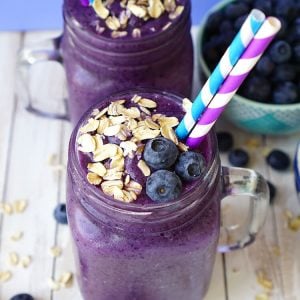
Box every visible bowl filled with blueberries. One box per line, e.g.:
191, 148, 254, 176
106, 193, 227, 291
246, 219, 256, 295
198, 0, 300, 135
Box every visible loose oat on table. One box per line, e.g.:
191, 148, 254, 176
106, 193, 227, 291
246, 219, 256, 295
59, 272, 74, 288
48, 278, 61, 291
256, 270, 273, 290
0, 203, 13, 215
49, 246, 63, 258
13, 199, 28, 213
8, 252, 19, 266
0, 270, 12, 282
255, 293, 270, 300
20, 255, 32, 268
10, 231, 23, 241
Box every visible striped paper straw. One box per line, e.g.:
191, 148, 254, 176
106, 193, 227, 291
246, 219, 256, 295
186, 17, 282, 149
176, 9, 265, 140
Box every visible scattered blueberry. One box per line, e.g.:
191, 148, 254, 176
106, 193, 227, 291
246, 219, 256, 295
241, 76, 271, 102
146, 170, 182, 202
10, 294, 34, 300
175, 151, 206, 182
217, 132, 234, 152
269, 41, 292, 64
256, 56, 275, 76
266, 149, 291, 171
273, 64, 297, 82
143, 137, 178, 170
228, 149, 249, 167
54, 203, 68, 225
267, 181, 276, 205
273, 82, 298, 105
224, 2, 249, 19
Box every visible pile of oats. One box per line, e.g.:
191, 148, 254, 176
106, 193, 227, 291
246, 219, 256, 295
91, 0, 185, 38
77, 94, 188, 203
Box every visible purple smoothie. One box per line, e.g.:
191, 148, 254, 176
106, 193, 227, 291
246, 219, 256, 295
67, 91, 221, 300
61, 0, 193, 123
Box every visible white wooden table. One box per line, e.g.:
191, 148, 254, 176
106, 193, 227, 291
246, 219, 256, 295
0, 30, 300, 300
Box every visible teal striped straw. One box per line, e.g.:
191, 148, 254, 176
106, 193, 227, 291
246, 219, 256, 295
176, 9, 266, 140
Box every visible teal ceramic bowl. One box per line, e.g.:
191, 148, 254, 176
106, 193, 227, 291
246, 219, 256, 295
197, 0, 300, 135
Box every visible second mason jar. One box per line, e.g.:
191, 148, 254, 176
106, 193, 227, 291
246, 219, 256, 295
62, 0, 194, 123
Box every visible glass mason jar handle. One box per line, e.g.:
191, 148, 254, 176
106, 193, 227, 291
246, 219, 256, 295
218, 166, 269, 253
17, 35, 69, 121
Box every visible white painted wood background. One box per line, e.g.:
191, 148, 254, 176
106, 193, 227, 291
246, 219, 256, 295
0, 29, 299, 300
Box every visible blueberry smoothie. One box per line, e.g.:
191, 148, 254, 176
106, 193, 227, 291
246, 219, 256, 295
67, 90, 222, 300
61, 0, 193, 123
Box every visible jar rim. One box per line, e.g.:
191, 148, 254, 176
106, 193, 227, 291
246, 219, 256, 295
68, 89, 219, 217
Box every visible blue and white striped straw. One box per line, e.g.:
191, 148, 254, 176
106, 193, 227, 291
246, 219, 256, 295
176, 9, 266, 140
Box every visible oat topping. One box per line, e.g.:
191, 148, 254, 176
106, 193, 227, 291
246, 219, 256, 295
137, 159, 151, 176
88, 0, 185, 38
77, 94, 188, 203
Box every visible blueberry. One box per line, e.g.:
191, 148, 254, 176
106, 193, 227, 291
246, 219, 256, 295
276, 17, 288, 39
219, 20, 234, 34
274, 0, 297, 19
10, 294, 34, 300
287, 22, 300, 43
54, 203, 68, 225
267, 181, 276, 205
146, 170, 182, 202
242, 76, 271, 102
269, 41, 292, 64
224, 3, 250, 19
266, 149, 291, 171
256, 56, 275, 76
203, 37, 221, 65
273, 64, 297, 82
206, 10, 223, 34
254, 0, 272, 15
175, 151, 206, 182
143, 137, 178, 170
234, 15, 247, 31
273, 82, 298, 105
293, 43, 300, 62
228, 149, 249, 167
217, 132, 234, 152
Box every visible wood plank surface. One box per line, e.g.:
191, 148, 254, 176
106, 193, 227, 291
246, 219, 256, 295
0, 29, 299, 300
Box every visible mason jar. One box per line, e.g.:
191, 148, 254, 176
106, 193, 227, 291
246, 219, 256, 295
67, 89, 269, 300
18, 0, 194, 124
